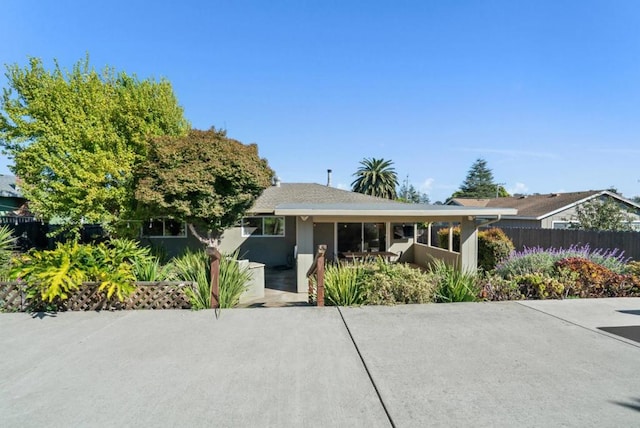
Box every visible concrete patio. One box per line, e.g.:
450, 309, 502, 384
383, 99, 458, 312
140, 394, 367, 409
1, 298, 639, 427
239, 267, 309, 308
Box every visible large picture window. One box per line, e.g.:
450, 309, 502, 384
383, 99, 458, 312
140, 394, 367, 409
142, 218, 187, 238
242, 216, 285, 237
337, 222, 386, 253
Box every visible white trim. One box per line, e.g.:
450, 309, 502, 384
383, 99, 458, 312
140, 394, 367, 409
275, 207, 516, 217
540, 191, 640, 220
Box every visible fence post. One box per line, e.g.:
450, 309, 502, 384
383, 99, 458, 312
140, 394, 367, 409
206, 246, 221, 309
316, 246, 325, 307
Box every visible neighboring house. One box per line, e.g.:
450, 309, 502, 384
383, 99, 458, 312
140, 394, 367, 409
0, 175, 33, 222
447, 190, 640, 229
147, 181, 516, 292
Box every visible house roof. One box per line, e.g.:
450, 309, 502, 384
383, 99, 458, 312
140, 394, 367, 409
250, 183, 397, 213
252, 183, 517, 220
448, 198, 491, 207
450, 190, 639, 219
0, 175, 23, 198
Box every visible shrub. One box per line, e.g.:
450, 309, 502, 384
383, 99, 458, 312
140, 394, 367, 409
323, 262, 368, 306
175, 249, 251, 309
362, 261, 436, 305
437, 226, 514, 271
0, 225, 17, 280
12, 241, 87, 303
495, 244, 630, 279
429, 259, 479, 303
555, 257, 640, 298
478, 228, 515, 271
626, 260, 640, 277
477, 274, 523, 301
10, 238, 147, 304
132, 257, 175, 282
219, 252, 252, 308
515, 273, 566, 300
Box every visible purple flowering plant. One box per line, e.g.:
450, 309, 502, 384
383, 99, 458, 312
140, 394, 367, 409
494, 244, 629, 279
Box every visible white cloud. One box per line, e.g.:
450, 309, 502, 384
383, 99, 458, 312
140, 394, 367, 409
336, 183, 348, 190
420, 178, 434, 192
509, 182, 529, 195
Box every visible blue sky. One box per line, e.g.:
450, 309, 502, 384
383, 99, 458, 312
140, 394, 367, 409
2, 0, 640, 202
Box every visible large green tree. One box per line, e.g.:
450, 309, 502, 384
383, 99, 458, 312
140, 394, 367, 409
134, 128, 274, 248
0, 56, 189, 233
572, 197, 634, 231
351, 157, 398, 199
452, 158, 508, 199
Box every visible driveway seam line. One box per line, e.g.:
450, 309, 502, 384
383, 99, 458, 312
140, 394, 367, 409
337, 306, 396, 428
516, 302, 640, 349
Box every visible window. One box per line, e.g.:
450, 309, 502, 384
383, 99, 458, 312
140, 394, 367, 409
242, 216, 285, 237
337, 222, 386, 252
552, 221, 576, 230
143, 218, 187, 237
392, 223, 415, 240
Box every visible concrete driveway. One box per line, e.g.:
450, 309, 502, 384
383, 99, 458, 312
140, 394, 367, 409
1, 298, 639, 427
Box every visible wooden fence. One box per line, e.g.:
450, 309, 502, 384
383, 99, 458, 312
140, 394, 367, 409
497, 228, 640, 261
0, 281, 194, 312
423, 226, 640, 261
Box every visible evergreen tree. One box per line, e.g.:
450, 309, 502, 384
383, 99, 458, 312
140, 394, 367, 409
452, 158, 506, 199
397, 176, 430, 203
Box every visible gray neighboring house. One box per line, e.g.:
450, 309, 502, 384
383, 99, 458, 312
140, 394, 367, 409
147, 181, 516, 292
0, 175, 31, 221
447, 190, 640, 229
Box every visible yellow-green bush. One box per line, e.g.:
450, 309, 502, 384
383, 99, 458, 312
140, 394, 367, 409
437, 227, 514, 271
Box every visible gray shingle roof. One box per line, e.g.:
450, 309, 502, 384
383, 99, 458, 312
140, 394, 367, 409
451, 190, 638, 219
250, 183, 397, 213
0, 175, 23, 198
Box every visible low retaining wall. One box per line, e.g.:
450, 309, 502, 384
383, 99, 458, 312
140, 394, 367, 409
0, 281, 194, 312
412, 243, 460, 269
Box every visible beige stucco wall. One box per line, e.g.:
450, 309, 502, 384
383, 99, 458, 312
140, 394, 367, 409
313, 222, 336, 261
296, 216, 314, 293
412, 243, 460, 268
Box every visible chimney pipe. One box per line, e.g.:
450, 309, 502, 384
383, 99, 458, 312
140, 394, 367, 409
327, 169, 332, 187
273, 176, 281, 187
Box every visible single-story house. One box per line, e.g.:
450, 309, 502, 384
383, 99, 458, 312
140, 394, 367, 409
146, 181, 516, 292
447, 190, 640, 230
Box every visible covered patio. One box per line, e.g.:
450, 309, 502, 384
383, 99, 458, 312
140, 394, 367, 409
274, 202, 517, 292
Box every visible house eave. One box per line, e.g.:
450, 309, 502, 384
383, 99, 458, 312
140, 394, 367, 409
274, 203, 517, 220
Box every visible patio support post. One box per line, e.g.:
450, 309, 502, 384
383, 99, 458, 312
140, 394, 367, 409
448, 223, 454, 251
296, 216, 314, 293
459, 217, 478, 273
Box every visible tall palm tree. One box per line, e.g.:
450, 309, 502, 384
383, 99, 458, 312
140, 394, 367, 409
351, 157, 398, 199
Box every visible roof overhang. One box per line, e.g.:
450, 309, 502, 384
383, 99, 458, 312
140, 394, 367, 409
274, 203, 517, 222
